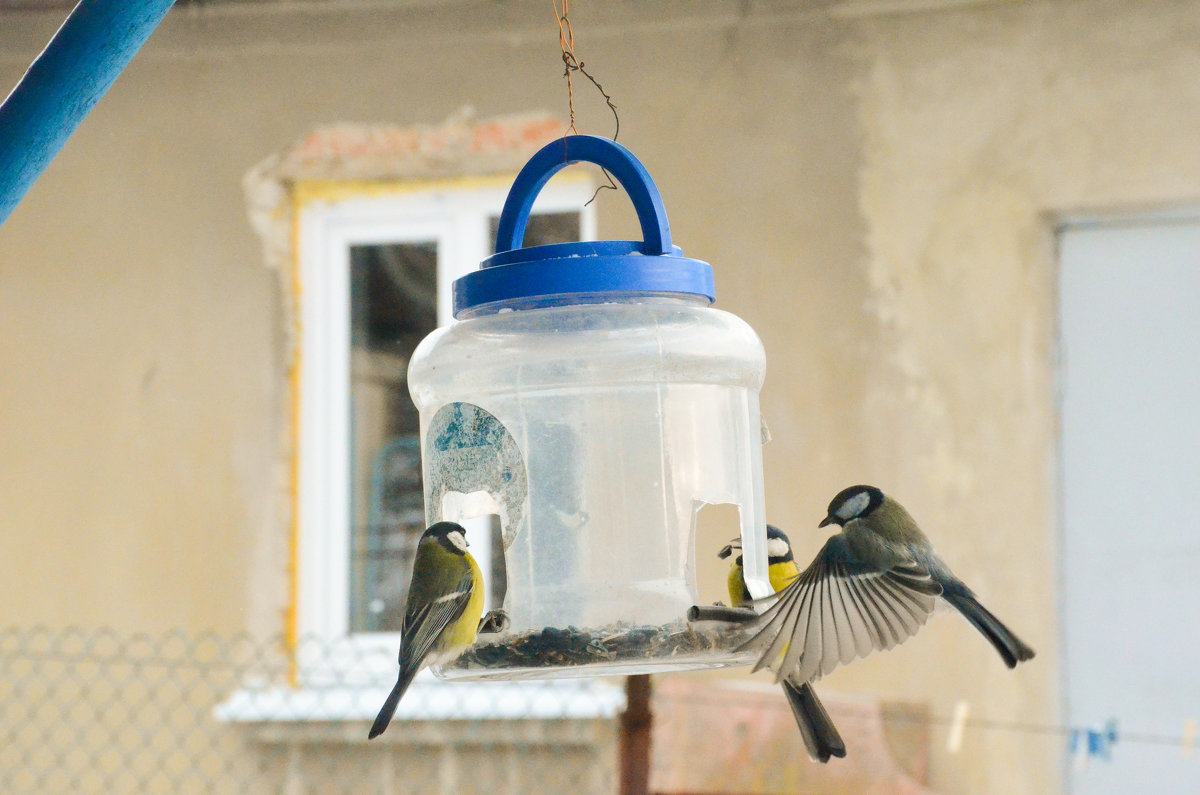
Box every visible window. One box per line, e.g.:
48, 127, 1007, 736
294, 177, 596, 677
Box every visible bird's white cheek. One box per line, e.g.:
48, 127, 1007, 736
838, 492, 871, 520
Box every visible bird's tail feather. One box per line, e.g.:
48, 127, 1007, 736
942, 587, 1035, 668
369, 663, 420, 739
782, 679, 846, 763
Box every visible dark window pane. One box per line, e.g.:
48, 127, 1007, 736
350, 242, 437, 355
348, 242, 437, 633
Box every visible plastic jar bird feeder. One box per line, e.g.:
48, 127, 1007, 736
408, 135, 770, 679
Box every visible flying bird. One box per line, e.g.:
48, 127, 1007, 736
740, 486, 1035, 688
720, 526, 846, 762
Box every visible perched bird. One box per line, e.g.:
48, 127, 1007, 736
719, 526, 847, 763
741, 486, 1035, 688
369, 521, 484, 739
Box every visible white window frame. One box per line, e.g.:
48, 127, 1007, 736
294, 178, 597, 684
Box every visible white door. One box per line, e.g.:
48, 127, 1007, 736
1059, 216, 1200, 794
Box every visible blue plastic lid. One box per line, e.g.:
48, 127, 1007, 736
453, 135, 714, 317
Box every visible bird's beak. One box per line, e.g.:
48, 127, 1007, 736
818, 515, 836, 528
717, 539, 740, 559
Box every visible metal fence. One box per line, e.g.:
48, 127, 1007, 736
0, 626, 622, 794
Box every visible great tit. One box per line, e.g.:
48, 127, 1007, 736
369, 521, 485, 739
719, 526, 847, 763
741, 486, 1035, 687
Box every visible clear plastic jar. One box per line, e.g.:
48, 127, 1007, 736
410, 137, 770, 680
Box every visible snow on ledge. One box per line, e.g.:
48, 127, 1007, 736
213, 678, 625, 724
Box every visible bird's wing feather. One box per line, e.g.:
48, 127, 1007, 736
399, 569, 475, 671
837, 561, 886, 653
839, 559, 883, 657
749, 564, 817, 675
739, 534, 942, 683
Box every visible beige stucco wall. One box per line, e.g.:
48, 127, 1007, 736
3, 1, 1200, 792
828, 4, 1200, 792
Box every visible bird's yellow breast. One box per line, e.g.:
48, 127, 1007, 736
728, 564, 752, 607
728, 557, 801, 606
768, 557, 801, 593
438, 553, 485, 654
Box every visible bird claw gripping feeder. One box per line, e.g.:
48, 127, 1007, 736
408, 135, 771, 679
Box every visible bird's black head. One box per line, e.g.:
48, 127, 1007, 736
820, 485, 884, 527
423, 521, 470, 555
717, 525, 794, 565
765, 525, 794, 563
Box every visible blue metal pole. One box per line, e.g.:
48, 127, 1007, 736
0, 0, 175, 227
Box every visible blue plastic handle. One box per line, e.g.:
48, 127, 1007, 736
494, 135, 672, 256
